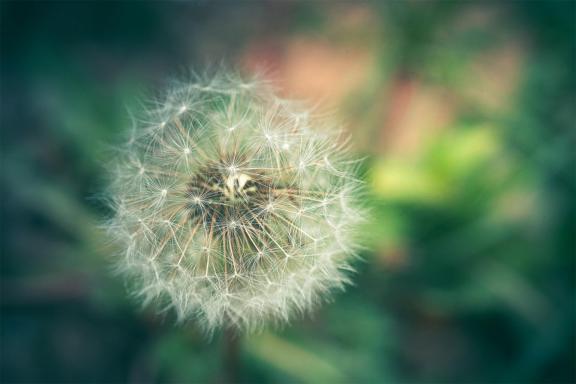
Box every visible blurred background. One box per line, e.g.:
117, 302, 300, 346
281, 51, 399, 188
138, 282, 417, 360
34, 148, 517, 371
1, 1, 574, 383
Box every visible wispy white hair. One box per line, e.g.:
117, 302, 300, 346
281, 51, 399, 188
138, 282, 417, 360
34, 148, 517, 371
106, 72, 364, 333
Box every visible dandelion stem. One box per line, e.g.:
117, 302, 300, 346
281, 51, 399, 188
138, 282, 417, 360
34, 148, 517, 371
223, 327, 240, 383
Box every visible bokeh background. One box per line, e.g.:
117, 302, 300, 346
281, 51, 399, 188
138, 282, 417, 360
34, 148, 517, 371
1, 1, 574, 383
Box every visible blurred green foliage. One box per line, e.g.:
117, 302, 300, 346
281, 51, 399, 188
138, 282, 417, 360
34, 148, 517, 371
1, 1, 574, 383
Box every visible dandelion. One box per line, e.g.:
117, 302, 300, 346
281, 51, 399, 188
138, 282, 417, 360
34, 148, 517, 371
106, 72, 364, 333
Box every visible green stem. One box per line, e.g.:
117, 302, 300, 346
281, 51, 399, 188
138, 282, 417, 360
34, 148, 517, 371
223, 327, 240, 383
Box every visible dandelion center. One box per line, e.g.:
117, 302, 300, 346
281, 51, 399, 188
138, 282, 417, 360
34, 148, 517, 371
186, 160, 282, 235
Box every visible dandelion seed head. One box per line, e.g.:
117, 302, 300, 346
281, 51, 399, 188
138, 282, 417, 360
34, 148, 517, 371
106, 72, 365, 333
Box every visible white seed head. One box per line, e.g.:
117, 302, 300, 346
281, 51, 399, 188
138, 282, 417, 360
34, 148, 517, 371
106, 72, 364, 333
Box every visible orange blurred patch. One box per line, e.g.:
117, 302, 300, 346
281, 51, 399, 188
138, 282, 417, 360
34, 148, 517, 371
242, 5, 378, 109
279, 38, 374, 106
379, 79, 456, 157
464, 40, 525, 112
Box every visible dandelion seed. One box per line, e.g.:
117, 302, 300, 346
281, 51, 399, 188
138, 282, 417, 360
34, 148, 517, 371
106, 72, 365, 333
